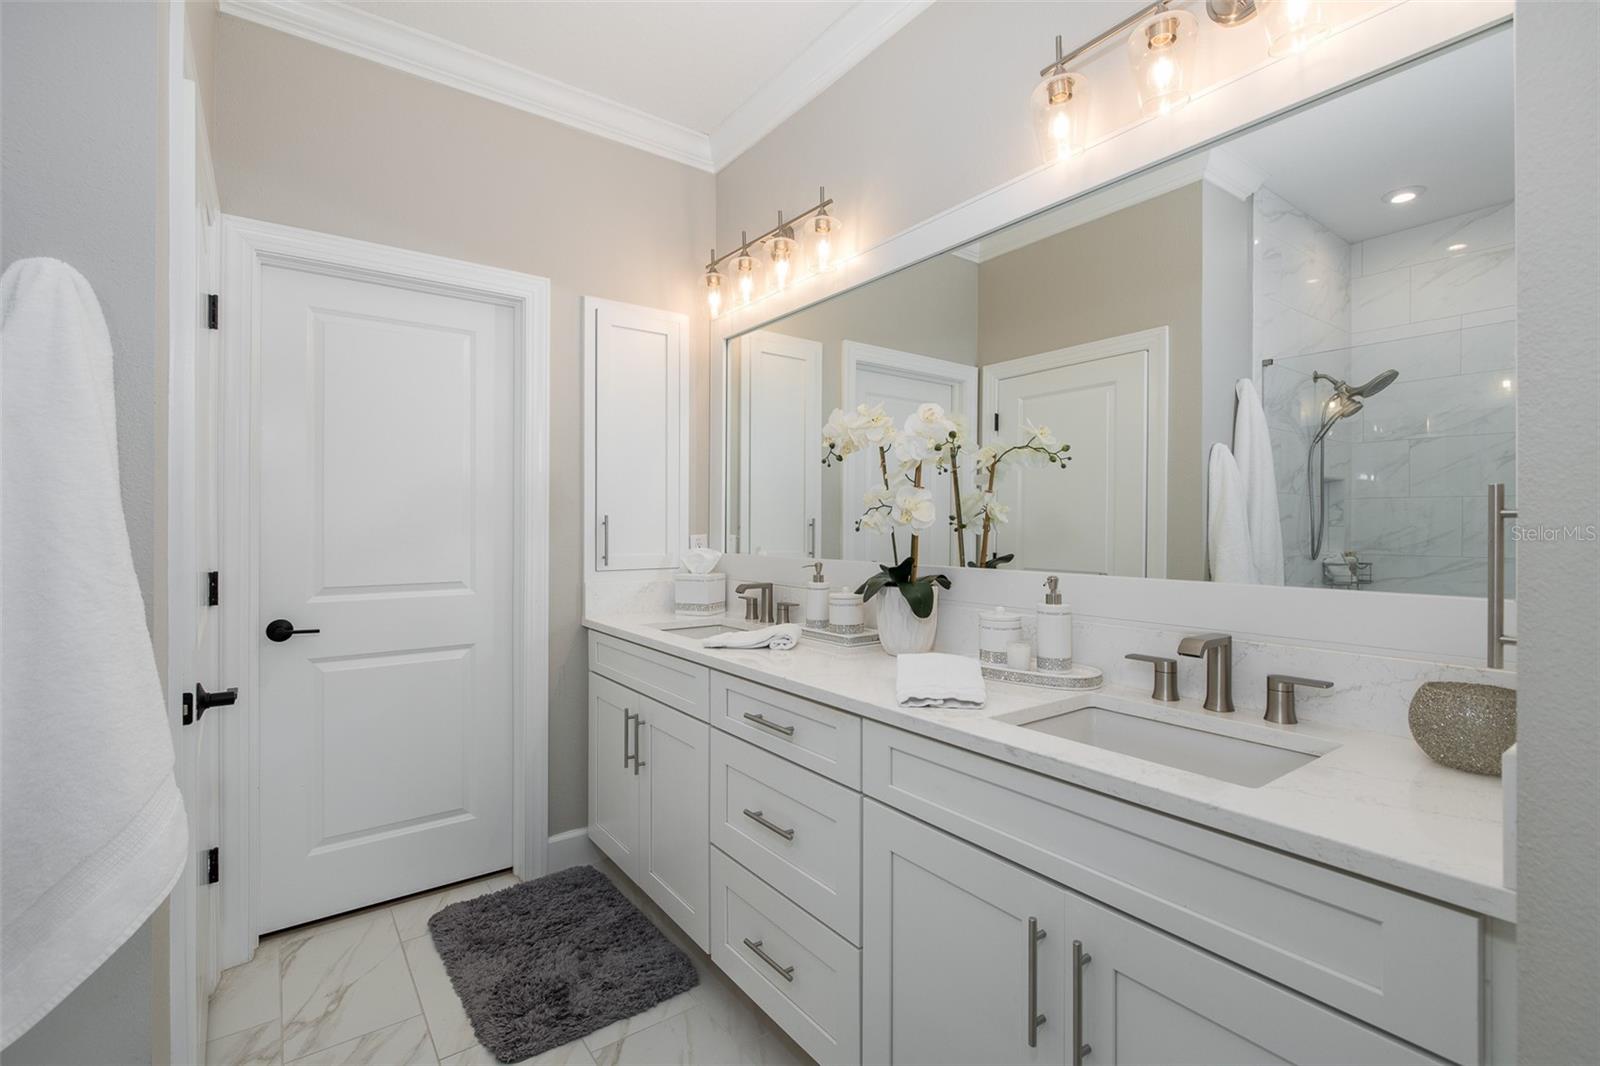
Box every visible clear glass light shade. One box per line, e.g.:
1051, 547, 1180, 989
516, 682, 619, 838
704, 268, 723, 317
1127, 8, 1198, 117
767, 229, 798, 292
1030, 70, 1089, 163
1261, 0, 1329, 56
807, 210, 844, 273
731, 249, 760, 305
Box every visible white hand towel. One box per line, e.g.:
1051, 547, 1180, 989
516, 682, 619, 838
2, 259, 188, 1046
1233, 379, 1284, 585
896, 653, 987, 709
701, 623, 802, 651
1207, 443, 1256, 584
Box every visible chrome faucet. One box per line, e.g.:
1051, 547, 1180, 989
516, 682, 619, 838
735, 582, 775, 624
1177, 633, 1234, 713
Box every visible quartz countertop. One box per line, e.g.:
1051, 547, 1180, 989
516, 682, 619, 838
585, 612, 1514, 921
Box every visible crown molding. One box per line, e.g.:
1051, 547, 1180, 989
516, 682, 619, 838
220, 0, 932, 173
219, 0, 717, 170
707, 1, 934, 169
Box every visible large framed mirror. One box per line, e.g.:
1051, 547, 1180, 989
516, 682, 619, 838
718, 25, 1513, 599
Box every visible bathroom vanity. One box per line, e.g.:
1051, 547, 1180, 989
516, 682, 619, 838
584, 616, 1513, 1066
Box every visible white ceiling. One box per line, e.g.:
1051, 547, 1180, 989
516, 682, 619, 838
1225, 29, 1513, 242
221, 0, 932, 171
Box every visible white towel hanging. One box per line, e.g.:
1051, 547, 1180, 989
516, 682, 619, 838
1233, 378, 1284, 585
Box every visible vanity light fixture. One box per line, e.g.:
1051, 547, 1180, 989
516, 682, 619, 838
1031, 36, 1090, 163
703, 189, 841, 316
1260, 0, 1330, 56
1385, 186, 1425, 205
1129, 5, 1199, 117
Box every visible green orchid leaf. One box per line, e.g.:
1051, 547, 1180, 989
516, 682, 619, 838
900, 579, 935, 618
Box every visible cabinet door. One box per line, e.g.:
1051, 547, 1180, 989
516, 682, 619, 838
587, 674, 639, 875
637, 700, 710, 950
589, 299, 685, 571
863, 800, 1070, 1066
1070, 893, 1445, 1066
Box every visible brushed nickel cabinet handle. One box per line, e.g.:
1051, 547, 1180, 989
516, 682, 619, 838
742, 711, 796, 737
622, 709, 635, 768
1072, 938, 1093, 1065
632, 714, 645, 776
743, 938, 795, 982
742, 808, 795, 841
1028, 918, 1047, 1048
601, 514, 610, 567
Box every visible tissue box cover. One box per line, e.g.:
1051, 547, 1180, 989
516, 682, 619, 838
675, 572, 726, 616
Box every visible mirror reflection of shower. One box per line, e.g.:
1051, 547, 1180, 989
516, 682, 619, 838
1306, 369, 1400, 559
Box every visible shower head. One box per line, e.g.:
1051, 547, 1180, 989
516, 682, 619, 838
1349, 369, 1399, 398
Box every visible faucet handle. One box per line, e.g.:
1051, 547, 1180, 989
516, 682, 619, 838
1263, 675, 1332, 725
1125, 653, 1179, 702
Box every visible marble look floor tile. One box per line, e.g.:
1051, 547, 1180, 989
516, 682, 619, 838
441, 1039, 597, 1066
589, 1001, 800, 1066
288, 1015, 436, 1065
207, 1019, 283, 1066
577, 987, 701, 1055
280, 911, 422, 1061
402, 928, 481, 1059
391, 873, 520, 941
210, 938, 282, 1040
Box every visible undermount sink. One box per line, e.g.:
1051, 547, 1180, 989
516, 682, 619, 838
656, 620, 748, 639
1014, 704, 1324, 787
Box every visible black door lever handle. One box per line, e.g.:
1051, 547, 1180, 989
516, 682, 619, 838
265, 618, 321, 642
193, 683, 238, 722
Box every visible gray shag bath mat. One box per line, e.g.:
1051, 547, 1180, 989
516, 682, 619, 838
427, 865, 700, 1062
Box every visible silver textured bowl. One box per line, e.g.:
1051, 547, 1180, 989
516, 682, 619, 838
1408, 681, 1517, 776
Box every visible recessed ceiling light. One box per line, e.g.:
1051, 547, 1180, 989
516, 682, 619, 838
1448, 242, 1468, 252
1384, 186, 1425, 205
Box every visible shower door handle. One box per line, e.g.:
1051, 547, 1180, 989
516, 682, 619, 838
808, 518, 816, 558
1486, 483, 1517, 668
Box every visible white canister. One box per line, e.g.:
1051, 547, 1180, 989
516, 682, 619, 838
978, 606, 1023, 665
1035, 575, 1073, 672
828, 588, 865, 633
803, 562, 830, 626
674, 572, 727, 617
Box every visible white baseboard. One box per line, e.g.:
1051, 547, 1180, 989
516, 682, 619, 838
546, 827, 602, 873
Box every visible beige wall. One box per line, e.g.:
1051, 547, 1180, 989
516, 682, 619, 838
976, 184, 1209, 580
211, 16, 716, 834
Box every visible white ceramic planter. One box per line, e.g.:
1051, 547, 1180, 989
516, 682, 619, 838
876, 588, 938, 656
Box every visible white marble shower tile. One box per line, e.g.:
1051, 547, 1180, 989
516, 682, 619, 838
1359, 372, 1516, 440
1349, 313, 1463, 348
1358, 203, 1514, 275
1349, 440, 1410, 498
279, 912, 422, 1062
1460, 320, 1517, 373
1259, 237, 1348, 325
1364, 554, 1492, 597
1349, 497, 1463, 556
1349, 329, 1460, 384
1410, 434, 1515, 498
1350, 267, 1411, 333
1411, 246, 1516, 321
1256, 296, 1350, 360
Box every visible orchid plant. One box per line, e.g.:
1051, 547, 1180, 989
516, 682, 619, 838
821, 401, 1071, 616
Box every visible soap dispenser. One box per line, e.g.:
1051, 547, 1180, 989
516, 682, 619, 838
802, 562, 829, 626
1035, 575, 1073, 673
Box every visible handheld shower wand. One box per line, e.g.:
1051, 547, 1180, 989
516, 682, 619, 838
1306, 370, 1398, 560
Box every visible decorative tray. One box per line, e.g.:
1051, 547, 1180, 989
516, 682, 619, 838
801, 623, 881, 648
981, 662, 1104, 690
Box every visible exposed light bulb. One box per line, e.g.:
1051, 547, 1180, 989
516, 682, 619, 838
1262, 0, 1330, 56
708, 287, 722, 316
1030, 47, 1088, 164
769, 218, 797, 292
705, 264, 722, 317
738, 271, 754, 303
815, 234, 833, 271
1128, 10, 1195, 118
808, 197, 843, 273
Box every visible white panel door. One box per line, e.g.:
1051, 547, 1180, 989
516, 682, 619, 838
590, 300, 685, 571
256, 265, 514, 932
587, 673, 639, 873
863, 800, 1070, 1066
983, 331, 1166, 577
738, 331, 823, 557
842, 342, 978, 566
637, 700, 710, 950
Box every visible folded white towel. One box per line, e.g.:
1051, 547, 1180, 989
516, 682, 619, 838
1208, 443, 1256, 584
896, 653, 987, 709
702, 624, 802, 651
2, 259, 188, 1045
1233, 379, 1284, 586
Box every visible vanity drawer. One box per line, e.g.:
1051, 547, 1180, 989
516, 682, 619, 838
711, 730, 862, 943
711, 848, 861, 1066
862, 721, 1482, 1065
711, 672, 862, 787
588, 630, 709, 720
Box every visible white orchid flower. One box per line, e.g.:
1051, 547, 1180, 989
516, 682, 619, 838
970, 444, 998, 475
906, 402, 957, 443
891, 428, 932, 467
1022, 417, 1059, 451
858, 509, 891, 534
862, 485, 894, 509
891, 484, 937, 532
982, 494, 1011, 524
822, 408, 857, 458
850, 403, 895, 447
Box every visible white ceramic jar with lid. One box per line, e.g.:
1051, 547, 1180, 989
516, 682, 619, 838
828, 588, 865, 633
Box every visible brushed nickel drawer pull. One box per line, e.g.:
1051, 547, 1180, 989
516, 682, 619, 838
1028, 917, 1047, 1048
743, 937, 795, 982
742, 808, 795, 841
632, 714, 645, 776
742, 711, 796, 737
622, 709, 635, 768
1072, 938, 1093, 1065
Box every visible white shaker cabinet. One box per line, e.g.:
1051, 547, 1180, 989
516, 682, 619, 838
585, 298, 688, 571
586, 672, 709, 950
863, 800, 1444, 1066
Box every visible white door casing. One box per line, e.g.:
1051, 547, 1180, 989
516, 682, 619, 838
841, 342, 978, 566
584, 298, 689, 573
980, 329, 1169, 578
218, 217, 549, 962
737, 331, 823, 558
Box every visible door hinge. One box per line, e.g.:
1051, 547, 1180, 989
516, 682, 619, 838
206, 847, 220, 884
207, 294, 219, 330
993, 412, 1000, 431
207, 570, 220, 606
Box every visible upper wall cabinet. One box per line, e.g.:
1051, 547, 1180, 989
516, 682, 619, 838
586, 298, 689, 571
